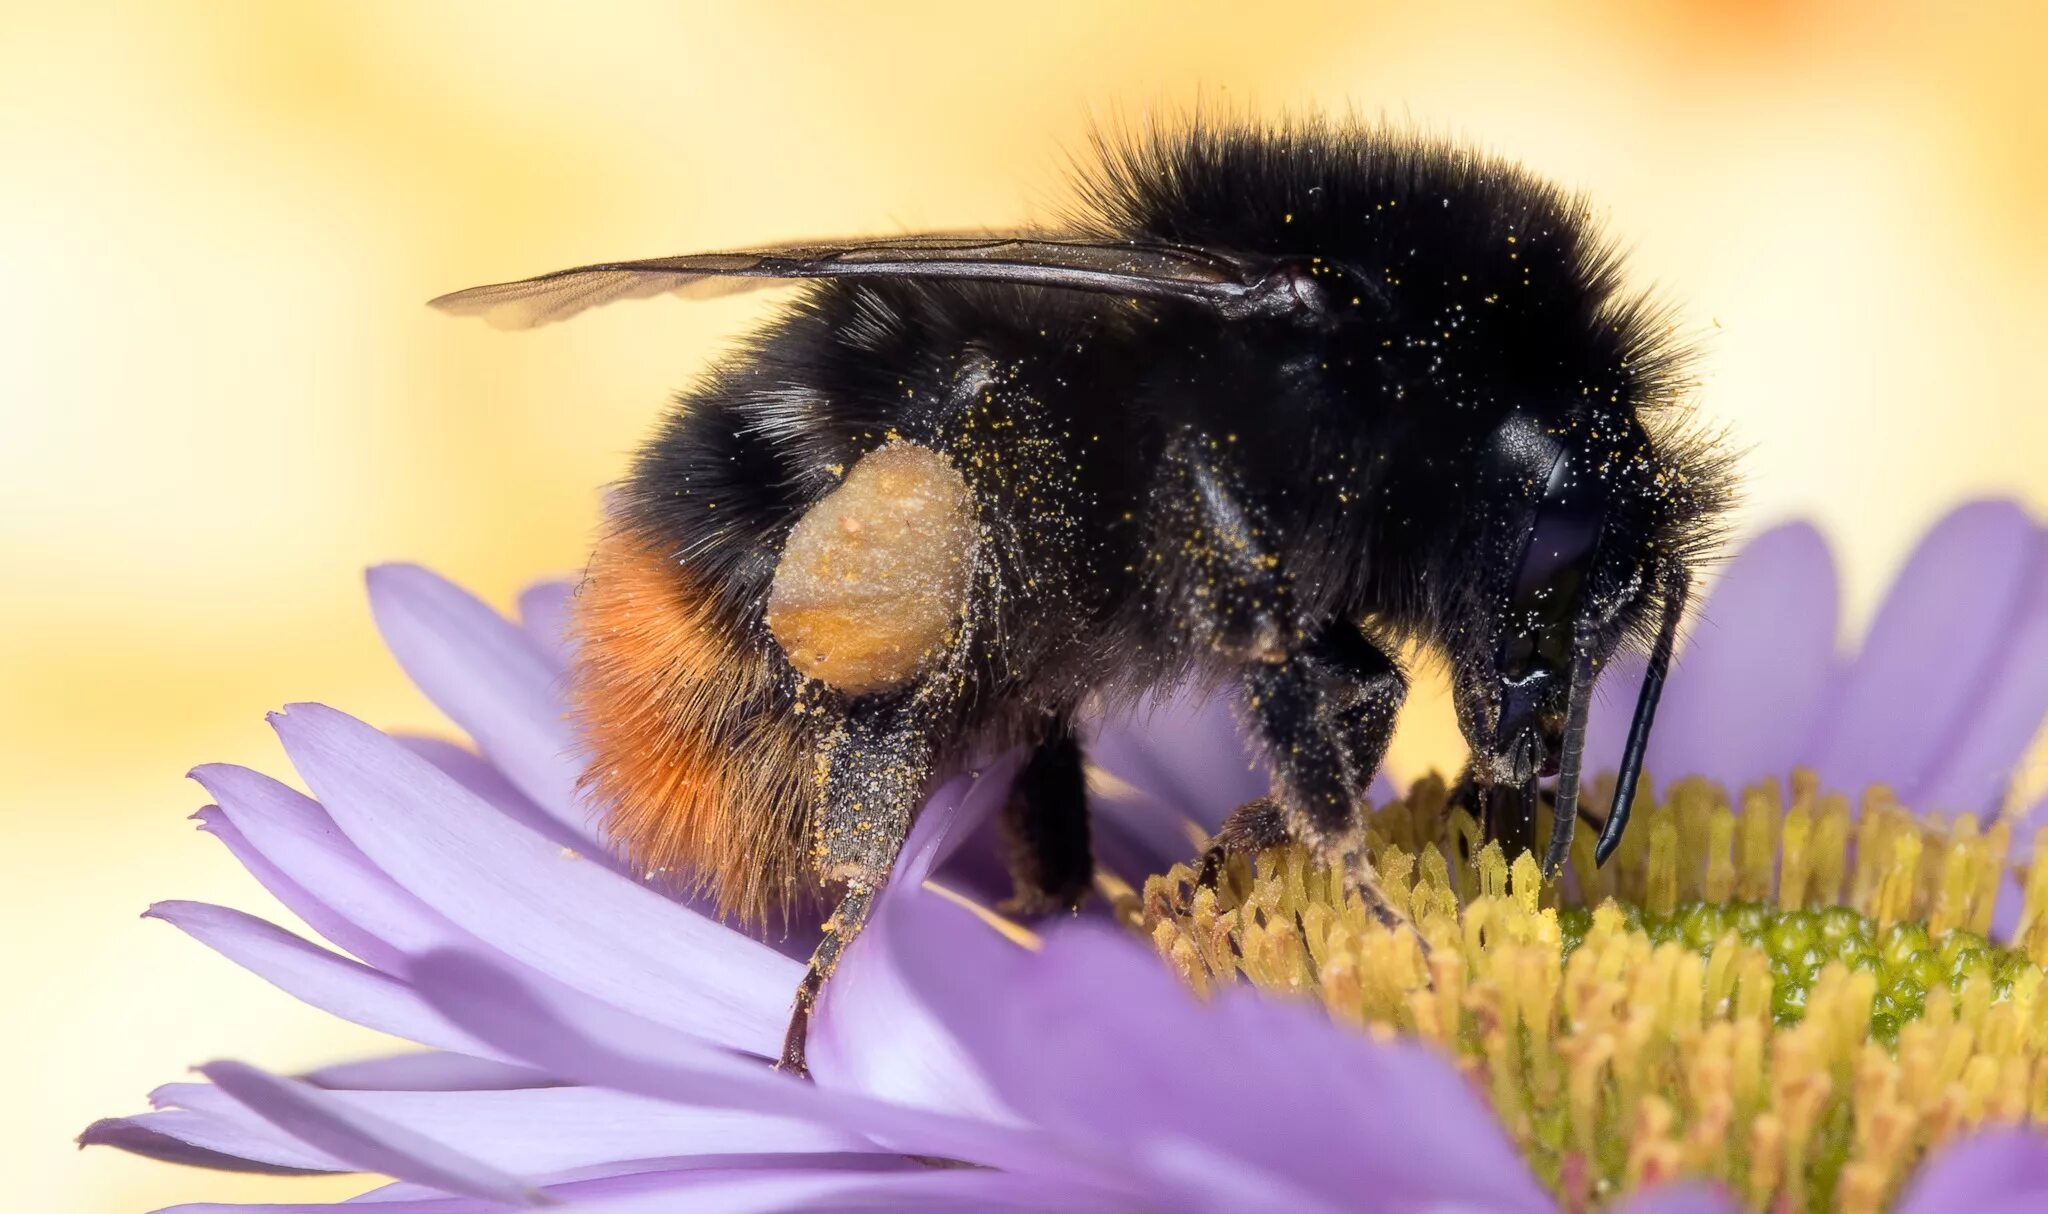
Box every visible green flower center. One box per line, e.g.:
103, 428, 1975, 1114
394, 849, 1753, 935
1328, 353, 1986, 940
1137, 771, 2048, 1214
1583, 902, 2034, 1040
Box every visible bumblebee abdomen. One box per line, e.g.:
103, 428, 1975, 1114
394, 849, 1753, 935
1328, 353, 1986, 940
573, 525, 816, 924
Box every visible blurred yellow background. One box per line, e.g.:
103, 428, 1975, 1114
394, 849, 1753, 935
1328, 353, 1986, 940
4, 3, 2044, 1209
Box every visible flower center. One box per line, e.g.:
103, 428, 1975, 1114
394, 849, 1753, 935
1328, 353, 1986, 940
1139, 771, 2048, 1214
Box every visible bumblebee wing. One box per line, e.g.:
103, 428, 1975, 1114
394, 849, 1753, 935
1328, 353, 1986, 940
428, 235, 1295, 329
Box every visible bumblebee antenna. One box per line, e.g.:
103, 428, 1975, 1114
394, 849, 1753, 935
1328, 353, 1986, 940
1541, 643, 1597, 877
1595, 566, 1690, 866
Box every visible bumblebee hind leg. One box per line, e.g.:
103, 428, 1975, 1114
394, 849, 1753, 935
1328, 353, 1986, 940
779, 705, 934, 1077
998, 715, 1093, 915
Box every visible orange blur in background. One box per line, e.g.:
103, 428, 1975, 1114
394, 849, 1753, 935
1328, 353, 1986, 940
4, 3, 2045, 1209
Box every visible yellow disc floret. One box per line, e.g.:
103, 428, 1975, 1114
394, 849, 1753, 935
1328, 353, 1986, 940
1139, 771, 2048, 1214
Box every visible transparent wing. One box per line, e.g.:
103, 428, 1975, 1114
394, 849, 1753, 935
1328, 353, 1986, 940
429, 235, 1290, 329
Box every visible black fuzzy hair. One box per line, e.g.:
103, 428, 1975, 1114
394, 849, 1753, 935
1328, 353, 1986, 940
579, 113, 1737, 932
1061, 114, 1734, 644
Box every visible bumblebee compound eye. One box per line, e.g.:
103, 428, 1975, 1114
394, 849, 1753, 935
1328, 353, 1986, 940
1491, 443, 1606, 756
1482, 425, 1613, 871
1499, 445, 1607, 681
765, 443, 976, 695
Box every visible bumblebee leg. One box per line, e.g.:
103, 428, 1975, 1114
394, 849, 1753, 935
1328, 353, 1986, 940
1165, 434, 1297, 662
1305, 622, 1408, 801
1240, 621, 1411, 929
1245, 621, 1406, 836
779, 707, 933, 1077
1194, 795, 1290, 887
998, 715, 1092, 915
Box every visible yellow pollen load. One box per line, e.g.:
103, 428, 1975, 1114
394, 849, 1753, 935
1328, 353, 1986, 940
1138, 771, 2048, 1214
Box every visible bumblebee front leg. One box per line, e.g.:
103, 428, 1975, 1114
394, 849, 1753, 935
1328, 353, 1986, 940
780, 705, 934, 1076
1234, 620, 1410, 928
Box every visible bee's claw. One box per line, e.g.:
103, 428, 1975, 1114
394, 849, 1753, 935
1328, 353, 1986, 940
1341, 848, 1430, 960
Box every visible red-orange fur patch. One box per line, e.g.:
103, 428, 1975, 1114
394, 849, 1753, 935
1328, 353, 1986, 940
572, 528, 816, 924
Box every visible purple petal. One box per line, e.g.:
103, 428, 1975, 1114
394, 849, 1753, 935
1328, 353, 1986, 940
405, 948, 821, 1110
365, 564, 594, 844
517, 579, 578, 670
271, 703, 798, 1055
325, 1159, 925, 1210
78, 1111, 342, 1174
1086, 684, 1392, 870
874, 892, 1105, 1144
918, 820, 1015, 909
1911, 538, 2048, 815
811, 758, 1034, 1124
409, 946, 1109, 1186
200, 1061, 544, 1206
176, 1075, 874, 1183
1993, 873, 2027, 942
193, 805, 404, 974
1189, 987, 1549, 1213
1896, 1128, 2048, 1214
145, 902, 495, 1058
1807, 502, 2040, 799
1081, 775, 1208, 882
810, 849, 1023, 1124
1992, 786, 2044, 942
1613, 1181, 1745, 1214
1369, 769, 1396, 805
391, 736, 623, 873
194, 765, 473, 964
397, 734, 734, 933
156, 1078, 263, 1118
1639, 522, 1841, 785
900, 755, 1023, 888
1134, 1138, 1349, 1214
161, 1167, 1120, 1214
887, 893, 1549, 1212
874, 758, 1025, 924
1088, 684, 1270, 831
533, 1168, 1122, 1214
302, 1052, 554, 1092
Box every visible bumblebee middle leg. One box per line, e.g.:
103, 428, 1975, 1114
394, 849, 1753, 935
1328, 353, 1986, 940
1230, 620, 1410, 927
997, 714, 1092, 915
780, 704, 935, 1076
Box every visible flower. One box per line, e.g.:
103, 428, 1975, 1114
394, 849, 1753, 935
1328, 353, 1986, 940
1148, 786, 2048, 1211
83, 501, 2048, 1212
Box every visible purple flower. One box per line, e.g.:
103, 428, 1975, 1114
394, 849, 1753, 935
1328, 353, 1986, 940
83, 501, 2048, 1212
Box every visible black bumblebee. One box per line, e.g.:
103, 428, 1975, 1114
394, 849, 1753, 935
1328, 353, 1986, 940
433, 118, 1734, 1073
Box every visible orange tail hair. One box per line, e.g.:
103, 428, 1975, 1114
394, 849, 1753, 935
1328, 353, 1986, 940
572, 527, 817, 924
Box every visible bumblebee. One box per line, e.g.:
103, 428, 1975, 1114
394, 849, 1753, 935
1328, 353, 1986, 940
433, 119, 1733, 1073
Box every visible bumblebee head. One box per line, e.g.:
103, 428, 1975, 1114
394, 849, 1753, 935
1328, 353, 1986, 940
1444, 406, 1722, 872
